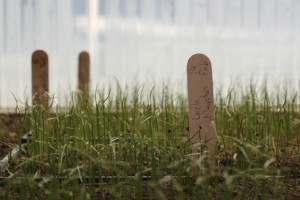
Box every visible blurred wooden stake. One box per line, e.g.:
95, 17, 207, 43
187, 54, 217, 170
78, 51, 90, 108
32, 50, 49, 108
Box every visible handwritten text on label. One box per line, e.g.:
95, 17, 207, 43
187, 62, 209, 76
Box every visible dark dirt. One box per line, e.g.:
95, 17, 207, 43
0, 114, 20, 157
278, 152, 300, 199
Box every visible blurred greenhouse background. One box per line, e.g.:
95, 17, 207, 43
0, 0, 300, 107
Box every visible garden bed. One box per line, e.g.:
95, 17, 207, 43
0, 84, 300, 199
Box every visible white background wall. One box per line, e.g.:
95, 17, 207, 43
0, 0, 300, 107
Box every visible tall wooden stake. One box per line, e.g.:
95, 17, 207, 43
32, 50, 49, 108
78, 51, 90, 107
187, 54, 217, 168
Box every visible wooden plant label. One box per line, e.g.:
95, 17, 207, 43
32, 50, 49, 107
187, 54, 217, 168
78, 51, 90, 106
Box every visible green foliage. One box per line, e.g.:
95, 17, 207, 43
1, 80, 299, 199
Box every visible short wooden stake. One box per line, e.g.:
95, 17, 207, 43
78, 51, 90, 107
187, 54, 217, 169
32, 50, 49, 108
